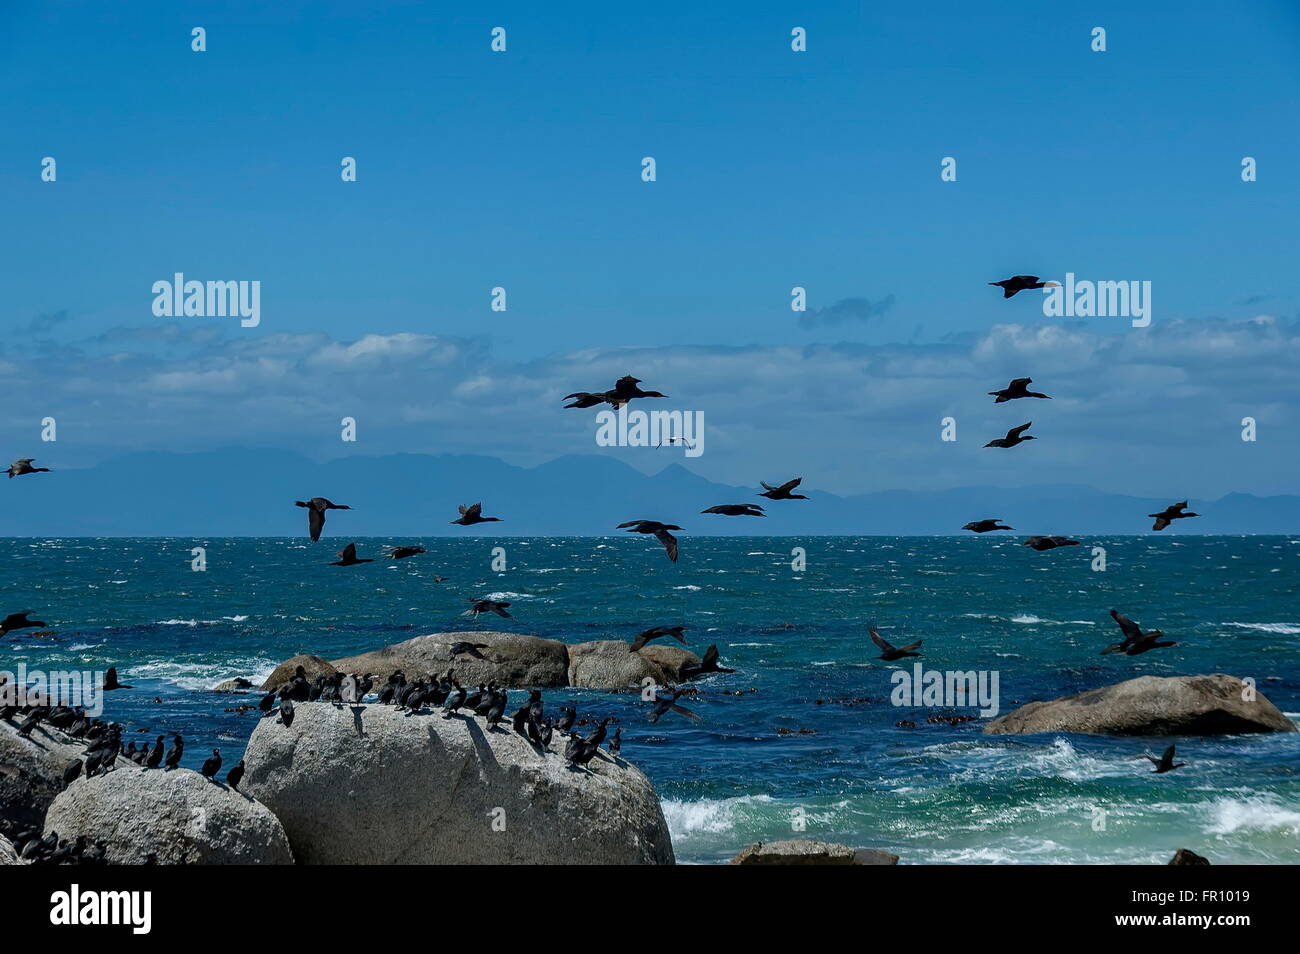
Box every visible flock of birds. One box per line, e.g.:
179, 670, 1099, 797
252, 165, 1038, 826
2, 283, 1216, 866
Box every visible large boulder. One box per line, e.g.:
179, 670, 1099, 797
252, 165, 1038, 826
43, 766, 294, 865
260, 654, 337, 692
0, 718, 86, 829
730, 839, 900, 865
329, 632, 569, 688
567, 640, 701, 689
985, 674, 1297, 737
0, 833, 23, 865
242, 701, 674, 865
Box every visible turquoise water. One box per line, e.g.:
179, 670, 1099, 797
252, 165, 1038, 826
3, 535, 1298, 864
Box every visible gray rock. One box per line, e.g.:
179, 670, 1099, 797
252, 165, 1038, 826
329, 632, 569, 688
212, 677, 256, 693
567, 640, 701, 689
0, 833, 24, 865
44, 766, 294, 865
260, 654, 337, 692
984, 674, 1297, 736
730, 839, 899, 865
0, 717, 85, 829
242, 701, 674, 865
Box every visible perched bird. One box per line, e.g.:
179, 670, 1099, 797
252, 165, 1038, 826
648, 690, 701, 724
985, 422, 1036, 448
629, 625, 687, 653
989, 275, 1060, 298
608, 727, 622, 758
988, 377, 1051, 402
102, 666, 132, 691
7, 458, 50, 479
295, 497, 351, 542
386, 546, 426, 560
1146, 744, 1186, 774
450, 502, 501, 526
163, 735, 183, 770
330, 543, 373, 566
618, 520, 681, 562
0, 612, 46, 636
1101, 609, 1178, 656
463, 600, 512, 620
145, 735, 165, 769
963, 520, 1014, 533
564, 732, 599, 767
279, 698, 295, 727
225, 760, 245, 791
1023, 536, 1080, 551
869, 627, 923, 661
758, 477, 807, 501
555, 706, 577, 733
441, 681, 467, 716
1149, 501, 1199, 531
681, 644, 736, 679
258, 690, 277, 714
701, 504, 765, 517
200, 748, 222, 780
62, 759, 83, 785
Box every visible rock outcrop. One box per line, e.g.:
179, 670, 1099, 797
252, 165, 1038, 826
730, 839, 900, 865
1169, 848, 1211, 865
567, 640, 701, 689
260, 654, 337, 692
44, 766, 294, 865
0, 833, 23, 865
330, 632, 570, 689
242, 701, 674, 865
0, 718, 85, 829
984, 675, 1296, 736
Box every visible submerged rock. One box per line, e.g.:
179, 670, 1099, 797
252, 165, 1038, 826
0, 718, 85, 830
260, 654, 337, 692
330, 632, 569, 689
567, 640, 701, 689
984, 674, 1296, 736
242, 701, 674, 865
730, 839, 900, 865
43, 766, 294, 865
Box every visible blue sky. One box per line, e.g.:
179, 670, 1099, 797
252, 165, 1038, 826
2, 1, 1299, 496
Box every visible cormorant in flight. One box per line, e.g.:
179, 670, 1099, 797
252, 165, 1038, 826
985, 422, 1036, 448
989, 276, 1060, 298
618, 520, 681, 562
758, 477, 807, 500
869, 627, 922, 661
988, 378, 1051, 403
1149, 501, 1199, 531
295, 497, 351, 542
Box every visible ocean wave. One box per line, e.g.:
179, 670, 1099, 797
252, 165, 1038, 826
1204, 795, 1300, 835
1222, 622, 1300, 635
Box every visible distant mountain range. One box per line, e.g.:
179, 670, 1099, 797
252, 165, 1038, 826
2, 449, 1298, 536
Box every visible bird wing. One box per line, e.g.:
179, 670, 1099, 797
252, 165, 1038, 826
701, 506, 722, 514
869, 628, 895, 653
670, 627, 687, 644
1110, 609, 1142, 642
778, 477, 802, 492
308, 507, 324, 541
759, 481, 777, 491
14, 458, 33, 466
1152, 517, 1170, 531
628, 634, 649, 652
1161, 744, 1176, 764
1144, 755, 1163, 766
897, 640, 923, 652
1016, 276, 1040, 284
655, 529, 679, 562
1173, 500, 1188, 511
1008, 422, 1032, 438
464, 502, 482, 519
337, 543, 356, 560
669, 703, 703, 722
1009, 378, 1031, 389
616, 520, 643, 529
492, 604, 512, 617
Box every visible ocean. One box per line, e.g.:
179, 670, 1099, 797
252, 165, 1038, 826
3, 534, 1298, 864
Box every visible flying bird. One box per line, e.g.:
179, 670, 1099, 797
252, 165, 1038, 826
989, 276, 1060, 298
7, 458, 50, 479
963, 520, 1014, 533
295, 497, 351, 542
1101, 609, 1178, 656
758, 477, 807, 500
330, 543, 373, 566
628, 625, 687, 653
0, 612, 46, 636
1023, 536, 1080, 551
562, 391, 609, 409
1145, 744, 1186, 774
450, 502, 501, 526
701, 504, 765, 517
618, 520, 681, 562
1149, 501, 1199, 531
608, 375, 667, 408
985, 422, 1036, 448
869, 627, 922, 661
463, 600, 512, 620
681, 644, 736, 679
102, 666, 133, 691
988, 377, 1051, 402
386, 546, 426, 560
647, 689, 701, 724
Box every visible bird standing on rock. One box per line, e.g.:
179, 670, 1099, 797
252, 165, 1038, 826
200, 748, 222, 780
226, 760, 245, 791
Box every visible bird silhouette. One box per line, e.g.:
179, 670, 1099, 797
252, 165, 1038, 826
869, 627, 922, 661
988, 276, 1060, 298
758, 477, 807, 500
988, 377, 1051, 402
618, 520, 681, 562
1149, 501, 1199, 531
985, 422, 1036, 448
450, 502, 501, 526
7, 458, 50, 479
295, 497, 351, 542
